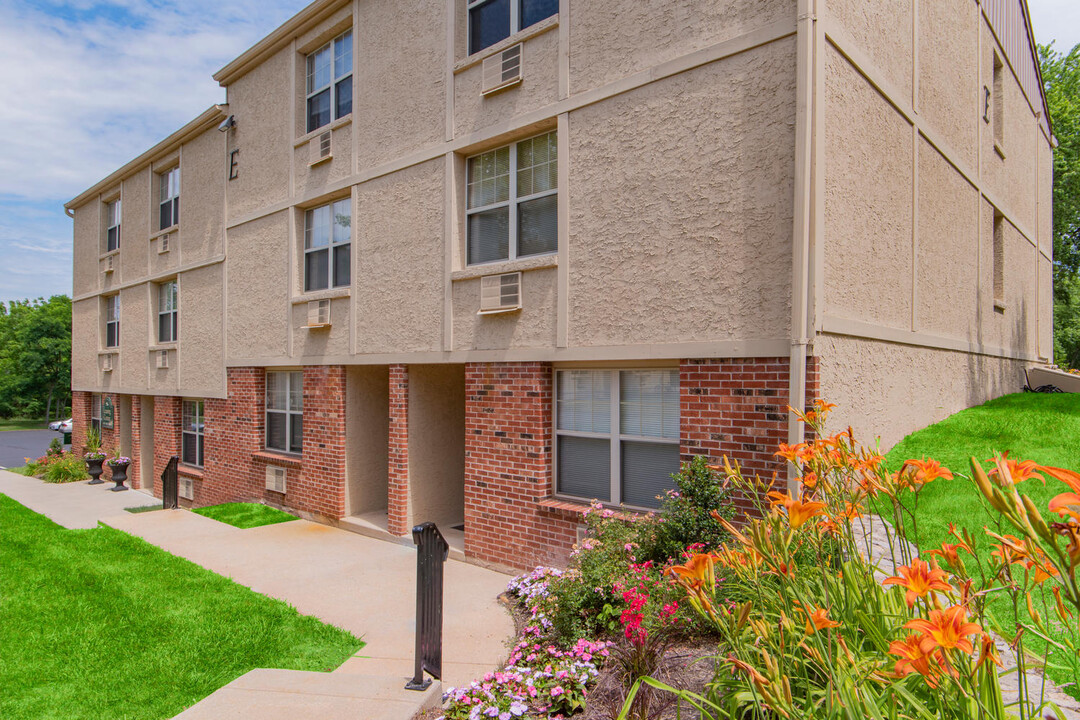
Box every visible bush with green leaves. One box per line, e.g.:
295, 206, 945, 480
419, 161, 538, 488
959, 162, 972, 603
41, 453, 89, 483
640, 455, 735, 564
47, 437, 63, 457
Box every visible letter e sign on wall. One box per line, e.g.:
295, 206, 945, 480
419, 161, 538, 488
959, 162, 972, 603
228, 149, 240, 181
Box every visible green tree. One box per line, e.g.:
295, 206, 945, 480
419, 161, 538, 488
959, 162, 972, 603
1040, 42, 1080, 367
0, 296, 72, 421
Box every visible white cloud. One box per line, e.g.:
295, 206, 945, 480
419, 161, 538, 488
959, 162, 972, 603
1028, 0, 1080, 53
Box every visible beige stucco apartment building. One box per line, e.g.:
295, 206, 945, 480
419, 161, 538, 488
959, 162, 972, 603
66, 0, 1054, 570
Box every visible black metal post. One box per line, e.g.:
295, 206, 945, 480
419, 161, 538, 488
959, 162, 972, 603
162, 456, 179, 510
406, 522, 448, 691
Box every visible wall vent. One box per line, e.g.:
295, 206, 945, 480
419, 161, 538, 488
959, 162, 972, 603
265, 466, 287, 493
478, 272, 522, 314
179, 476, 194, 501
310, 131, 332, 165
102, 355, 113, 373
305, 299, 331, 328
155, 350, 169, 369
481, 44, 522, 95
575, 524, 588, 544
103, 255, 115, 273
158, 233, 170, 254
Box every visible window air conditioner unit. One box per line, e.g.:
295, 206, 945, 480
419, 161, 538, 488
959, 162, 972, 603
265, 466, 286, 493
103, 255, 114, 273
102, 355, 113, 373
310, 130, 332, 166
156, 350, 169, 369
481, 44, 522, 96
478, 272, 522, 314
305, 299, 331, 328
159, 233, 170, 253
179, 476, 194, 501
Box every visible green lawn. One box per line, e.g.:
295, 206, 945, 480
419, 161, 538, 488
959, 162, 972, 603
882, 391, 1080, 698
193, 502, 298, 529
0, 494, 362, 719
0, 418, 51, 431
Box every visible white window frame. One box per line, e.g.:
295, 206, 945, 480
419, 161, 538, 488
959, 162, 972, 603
553, 368, 681, 509
91, 394, 102, 436
159, 166, 180, 230
157, 281, 178, 343
104, 295, 120, 348
106, 199, 121, 253
467, 0, 558, 55
306, 29, 353, 134
466, 131, 557, 266
182, 400, 204, 468
304, 198, 351, 292
266, 371, 303, 455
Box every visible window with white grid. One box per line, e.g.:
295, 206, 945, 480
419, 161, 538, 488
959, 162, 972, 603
468, 0, 558, 54
106, 199, 121, 252
105, 295, 120, 348
466, 131, 557, 265
266, 371, 303, 454
159, 167, 179, 230
304, 198, 351, 291
555, 369, 680, 509
158, 281, 178, 343
306, 29, 352, 133
182, 400, 204, 467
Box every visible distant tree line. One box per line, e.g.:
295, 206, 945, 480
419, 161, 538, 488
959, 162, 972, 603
0, 296, 71, 421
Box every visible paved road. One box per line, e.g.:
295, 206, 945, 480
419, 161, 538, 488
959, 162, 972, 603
0, 430, 64, 469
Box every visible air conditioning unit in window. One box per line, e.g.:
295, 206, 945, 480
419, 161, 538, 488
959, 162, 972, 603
304, 299, 331, 328
478, 272, 522, 314
103, 255, 115, 273
309, 130, 332, 166
179, 476, 194, 501
156, 350, 169, 369
159, 233, 170, 254
265, 466, 287, 493
481, 44, 523, 96
102, 355, 114, 373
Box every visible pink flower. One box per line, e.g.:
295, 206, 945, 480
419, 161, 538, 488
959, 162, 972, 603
551, 686, 565, 697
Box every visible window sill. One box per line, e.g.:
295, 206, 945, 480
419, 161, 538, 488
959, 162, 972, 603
152, 225, 178, 241
290, 288, 351, 304
97, 350, 118, 357
252, 450, 302, 467
99, 249, 120, 261
149, 343, 177, 352
455, 16, 559, 73
539, 496, 652, 520
452, 254, 557, 281
177, 465, 204, 479
294, 115, 352, 147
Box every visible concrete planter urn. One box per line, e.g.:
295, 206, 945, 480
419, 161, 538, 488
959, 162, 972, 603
106, 457, 131, 492
85, 455, 106, 485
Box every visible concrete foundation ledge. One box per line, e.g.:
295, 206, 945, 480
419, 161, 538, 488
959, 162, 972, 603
172, 668, 442, 720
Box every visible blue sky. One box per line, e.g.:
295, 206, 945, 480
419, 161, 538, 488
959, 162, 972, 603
0, 0, 1077, 305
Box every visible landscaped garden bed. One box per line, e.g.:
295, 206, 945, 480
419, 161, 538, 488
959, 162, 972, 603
0, 493, 362, 720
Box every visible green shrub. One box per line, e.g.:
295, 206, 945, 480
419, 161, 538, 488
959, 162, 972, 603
42, 454, 89, 483
47, 437, 63, 457
641, 455, 735, 563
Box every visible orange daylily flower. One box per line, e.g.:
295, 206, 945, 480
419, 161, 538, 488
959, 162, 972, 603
987, 452, 1045, 485
989, 533, 1030, 567
767, 491, 826, 529
926, 540, 972, 569
1052, 521, 1080, 567
668, 552, 717, 589
801, 605, 841, 635
1049, 492, 1080, 524
975, 633, 1003, 672
775, 442, 813, 464
904, 605, 983, 655
882, 559, 954, 608
888, 634, 941, 687
726, 654, 768, 687
901, 458, 954, 486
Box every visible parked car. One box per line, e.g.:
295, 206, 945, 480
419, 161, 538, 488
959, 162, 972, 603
55, 418, 72, 433
48, 419, 66, 431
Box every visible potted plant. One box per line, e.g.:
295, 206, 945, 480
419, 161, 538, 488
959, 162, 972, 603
106, 454, 131, 492
84, 428, 106, 485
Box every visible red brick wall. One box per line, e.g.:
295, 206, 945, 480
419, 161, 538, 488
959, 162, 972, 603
129, 396, 143, 490
464, 362, 578, 570
152, 396, 182, 498
71, 391, 91, 454
388, 364, 409, 535
295, 365, 347, 519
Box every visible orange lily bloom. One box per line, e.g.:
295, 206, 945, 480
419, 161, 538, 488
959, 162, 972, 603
904, 605, 983, 655
901, 458, 954, 486
1049, 491, 1080, 524
882, 559, 954, 608
726, 655, 768, 687
888, 634, 941, 687
668, 552, 717, 589
989, 533, 1030, 567
987, 452, 1045, 485
926, 541, 972, 569
1052, 521, 1080, 568
767, 491, 826, 529
801, 605, 841, 635
775, 442, 813, 464
975, 633, 1003, 672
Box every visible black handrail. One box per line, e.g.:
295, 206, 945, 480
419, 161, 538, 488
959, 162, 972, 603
162, 456, 179, 510
405, 522, 448, 691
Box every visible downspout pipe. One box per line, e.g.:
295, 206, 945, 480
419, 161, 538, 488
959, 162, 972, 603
788, 0, 817, 493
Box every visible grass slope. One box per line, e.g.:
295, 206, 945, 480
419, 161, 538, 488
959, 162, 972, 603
193, 502, 298, 529
883, 392, 1080, 697
0, 419, 51, 431
0, 494, 361, 720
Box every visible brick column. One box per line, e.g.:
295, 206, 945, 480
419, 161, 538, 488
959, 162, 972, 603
153, 396, 182, 498
387, 364, 409, 535
129, 397, 142, 490
203, 367, 265, 506
295, 365, 347, 519
465, 362, 577, 570
680, 357, 793, 515
71, 391, 92, 453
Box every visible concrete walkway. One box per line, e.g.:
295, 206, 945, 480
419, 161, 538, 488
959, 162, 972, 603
0, 470, 517, 719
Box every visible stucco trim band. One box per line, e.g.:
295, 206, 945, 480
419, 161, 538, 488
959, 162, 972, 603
71, 256, 225, 303
821, 315, 1041, 362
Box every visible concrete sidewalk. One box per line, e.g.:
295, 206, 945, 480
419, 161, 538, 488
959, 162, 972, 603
1, 470, 517, 719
